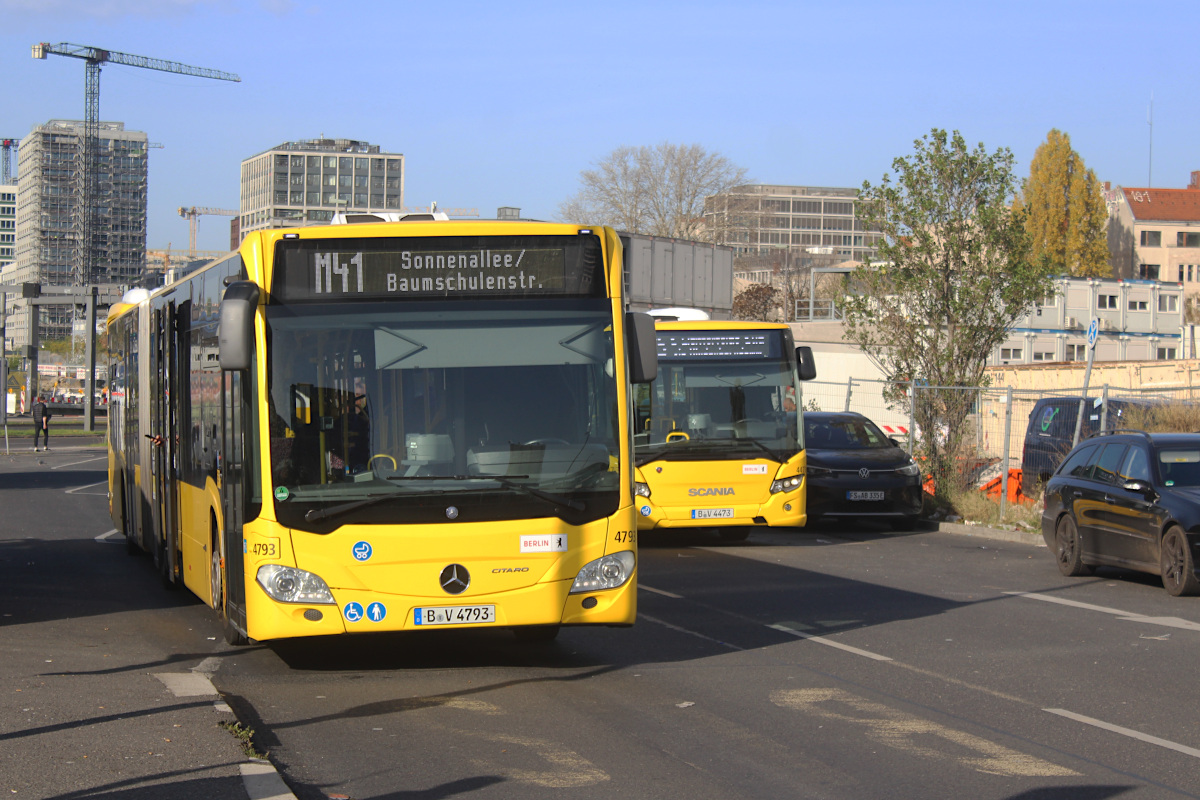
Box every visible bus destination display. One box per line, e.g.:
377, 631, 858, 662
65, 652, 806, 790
274, 235, 602, 301
656, 331, 784, 361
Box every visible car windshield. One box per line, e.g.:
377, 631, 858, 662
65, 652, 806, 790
806, 417, 891, 450
1157, 449, 1200, 487
265, 299, 621, 530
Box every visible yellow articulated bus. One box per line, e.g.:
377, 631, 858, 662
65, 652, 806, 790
107, 218, 657, 643
632, 320, 816, 540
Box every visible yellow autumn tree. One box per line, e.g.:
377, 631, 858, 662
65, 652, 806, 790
1023, 129, 1110, 277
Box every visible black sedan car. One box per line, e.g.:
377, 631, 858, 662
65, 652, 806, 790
804, 412, 923, 529
1041, 430, 1200, 596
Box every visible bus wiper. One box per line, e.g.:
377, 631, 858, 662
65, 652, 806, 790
388, 474, 586, 512
304, 490, 406, 522
477, 475, 586, 512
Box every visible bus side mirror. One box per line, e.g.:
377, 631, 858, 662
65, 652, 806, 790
625, 311, 658, 385
796, 346, 817, 381
218, 281, 261, 371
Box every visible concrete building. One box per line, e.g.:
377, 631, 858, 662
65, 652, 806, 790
239, 138, 404, 239
6, 120, 147, 346
706, 183, 881, 269
1105, 174, 1200, 289
0, 184, 14, 275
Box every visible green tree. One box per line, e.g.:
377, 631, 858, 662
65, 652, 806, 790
841, 129, 1053, 498
1023, 129, 1110, 277
558, 142, 748, 240
732, 283, 781, 320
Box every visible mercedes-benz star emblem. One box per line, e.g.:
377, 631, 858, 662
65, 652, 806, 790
445, 505, 459, 519
440, 564, 470, 595
858, 468, 871, 479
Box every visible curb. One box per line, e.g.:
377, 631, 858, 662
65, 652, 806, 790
934, 520, 1044, 547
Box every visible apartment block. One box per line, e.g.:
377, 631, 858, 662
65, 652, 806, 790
1106, 173, 1200, 287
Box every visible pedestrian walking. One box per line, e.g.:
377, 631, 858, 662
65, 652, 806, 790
32, 396, 51, 452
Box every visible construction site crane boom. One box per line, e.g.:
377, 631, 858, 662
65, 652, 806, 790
31, 42, 240, 286
178, 206, 238, 254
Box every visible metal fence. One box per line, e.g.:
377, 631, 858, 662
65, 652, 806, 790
799, 377, 1200, 519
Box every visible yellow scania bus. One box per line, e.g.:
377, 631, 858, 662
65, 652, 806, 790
632, 320, 815, 540
107, 218, 657, 643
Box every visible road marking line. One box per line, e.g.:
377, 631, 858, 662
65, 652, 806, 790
774, 689, 1077, 777
1005, 591, 1200, 632
639, 583, 683, 599
94, 529, 120, 543
769, 622, 893, 661
53, 456, 108, 470
67, 480, 108, 495
1045, 708, 1200, 759
640, 613, 744, 651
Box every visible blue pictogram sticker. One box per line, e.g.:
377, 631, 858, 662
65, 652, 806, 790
366, 602, 386, 622
352, 541, 373, 561
343, 602, 364, 623
639, 505, 652, 517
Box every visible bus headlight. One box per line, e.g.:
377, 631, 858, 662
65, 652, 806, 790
570, 551, 636, 594
634, 481, 651, 498
256, 564, 336, 604
770, 475, 803, 494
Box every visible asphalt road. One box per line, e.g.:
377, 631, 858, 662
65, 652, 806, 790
5, 448, 1200, 799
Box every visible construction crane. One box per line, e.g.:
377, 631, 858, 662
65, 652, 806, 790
178, 206, 237, 255
31, 42, 240, 286
1, 138, 17, 185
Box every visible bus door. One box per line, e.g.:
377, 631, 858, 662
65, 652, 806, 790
220, 369, 248, 633
151, 303, 181, 585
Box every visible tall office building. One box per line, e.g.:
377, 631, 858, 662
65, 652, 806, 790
8, 120, 148, 345
0, 184, 14, 353
239, 138, 404, 239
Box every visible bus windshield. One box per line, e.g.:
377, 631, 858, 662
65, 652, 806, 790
265, 299, 620, 530
635, 335, 800, 464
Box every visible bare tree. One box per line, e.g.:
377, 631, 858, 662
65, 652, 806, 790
559, 143, 747, 240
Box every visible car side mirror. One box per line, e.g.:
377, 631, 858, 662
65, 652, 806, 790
1038, 471, 1052, 484
889, 437, 902, 447
1123, 479, 1156, 498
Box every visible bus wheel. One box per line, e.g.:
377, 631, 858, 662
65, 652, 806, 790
513, 625, 560, 643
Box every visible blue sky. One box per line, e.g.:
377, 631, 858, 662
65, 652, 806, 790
3, 0, 1197, 252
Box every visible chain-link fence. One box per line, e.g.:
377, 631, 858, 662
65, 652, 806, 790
799, 377, 1200, 520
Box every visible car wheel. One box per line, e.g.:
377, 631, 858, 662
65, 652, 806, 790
1160, 526, 1200, 597
1055, 514, 1092, 577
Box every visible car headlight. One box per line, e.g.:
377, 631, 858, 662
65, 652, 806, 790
256, 564, 336, 604
771, 475, 804, 493
570, 551, 636, 594
897, 461, 920, 476
634, 481, 651, 498
806, 465, 833, 479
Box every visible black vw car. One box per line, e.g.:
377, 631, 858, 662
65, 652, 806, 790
804, 412, 923, 529
1041, 430, 1200, 596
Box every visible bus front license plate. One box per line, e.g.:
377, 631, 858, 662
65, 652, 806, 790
847, 491, 884, 501
414, 605, 496, 626
692, 508, 734, 519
